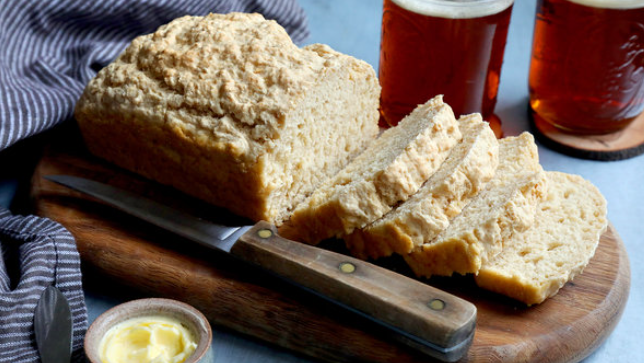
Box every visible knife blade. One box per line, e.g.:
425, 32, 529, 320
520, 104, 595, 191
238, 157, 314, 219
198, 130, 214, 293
34, 286, 73, 363
45, 174, 476, 362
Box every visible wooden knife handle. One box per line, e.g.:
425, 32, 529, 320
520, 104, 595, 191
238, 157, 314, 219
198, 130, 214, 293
230, 221, 476, 362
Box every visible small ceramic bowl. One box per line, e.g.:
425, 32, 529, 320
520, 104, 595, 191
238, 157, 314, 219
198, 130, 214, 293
84, 298, 212, 363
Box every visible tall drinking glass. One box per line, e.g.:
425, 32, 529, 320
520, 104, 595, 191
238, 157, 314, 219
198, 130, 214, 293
529, 0, 644, 135
378, 0, 514, 137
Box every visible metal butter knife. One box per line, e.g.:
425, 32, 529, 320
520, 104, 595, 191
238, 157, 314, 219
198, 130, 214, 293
45, 175, 476, 362
34, 286, 73, 363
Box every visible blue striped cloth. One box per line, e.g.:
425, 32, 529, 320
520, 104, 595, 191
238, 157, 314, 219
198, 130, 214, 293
0, 0, 309, 152
0, 207, 86, 363
0, 1, 308, 362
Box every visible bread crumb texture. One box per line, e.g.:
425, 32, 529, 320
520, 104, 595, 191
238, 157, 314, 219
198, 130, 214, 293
75, 13, 380, 224
345, 114, 499, 260
404, 134, 547, 278
475, 171, 608, 305
284, 95, 461, 244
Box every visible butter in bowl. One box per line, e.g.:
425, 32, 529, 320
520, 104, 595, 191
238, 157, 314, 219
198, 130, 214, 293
84, 298, 212, 363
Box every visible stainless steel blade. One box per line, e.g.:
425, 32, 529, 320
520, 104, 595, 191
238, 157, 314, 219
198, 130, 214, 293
45, 175, 251, 253
34, 286, 72, 363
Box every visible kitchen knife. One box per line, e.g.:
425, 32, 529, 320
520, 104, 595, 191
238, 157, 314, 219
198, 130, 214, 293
34, 286, 73, 363
45, 174, 476, 362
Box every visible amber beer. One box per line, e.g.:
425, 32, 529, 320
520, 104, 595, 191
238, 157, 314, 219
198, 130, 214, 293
379, 0, 514, 129
529, 0, 644, 134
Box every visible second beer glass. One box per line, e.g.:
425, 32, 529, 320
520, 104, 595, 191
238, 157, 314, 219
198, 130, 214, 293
529, 0, 644, 135
378, 0, 514, 136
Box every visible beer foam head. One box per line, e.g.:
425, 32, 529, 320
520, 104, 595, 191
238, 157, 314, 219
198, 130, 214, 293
567, 0, 644, 9
391, 0, 514, 19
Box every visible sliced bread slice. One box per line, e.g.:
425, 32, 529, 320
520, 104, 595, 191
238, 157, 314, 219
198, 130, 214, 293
344, 114, 499, 260
282, 95, 461, 244
404, 133, 547, 278
474, 171, 608, 305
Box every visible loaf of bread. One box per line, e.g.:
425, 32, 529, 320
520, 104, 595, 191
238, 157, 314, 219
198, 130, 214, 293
73, 11, 608, 306
475, 171, 608, 305
282, 95, 461, 244
75, 13, 380, 224
344, 114, 499, 260
404, 133, 547, 278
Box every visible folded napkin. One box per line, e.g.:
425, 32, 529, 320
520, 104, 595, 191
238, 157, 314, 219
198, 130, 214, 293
0, 0, 310, 152
0, 207, 87, 363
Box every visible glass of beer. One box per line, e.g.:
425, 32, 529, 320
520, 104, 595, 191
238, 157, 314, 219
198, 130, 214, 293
529, 0, 644, 135
378, 0, 514, 135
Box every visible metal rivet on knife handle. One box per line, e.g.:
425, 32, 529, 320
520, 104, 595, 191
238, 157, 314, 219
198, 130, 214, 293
339, 262, 356, 274
428, 299, 446, 311
257, 229, 273, 239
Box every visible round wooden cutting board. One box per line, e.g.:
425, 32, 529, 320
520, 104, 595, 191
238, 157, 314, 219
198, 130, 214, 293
29, 131, 630, 363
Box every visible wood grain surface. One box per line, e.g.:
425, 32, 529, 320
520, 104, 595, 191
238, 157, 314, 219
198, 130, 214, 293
29, 130, 630, 363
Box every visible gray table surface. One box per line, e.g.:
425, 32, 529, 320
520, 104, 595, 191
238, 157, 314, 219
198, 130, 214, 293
2, 0, 642, 362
